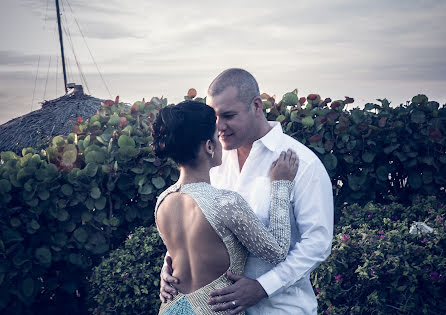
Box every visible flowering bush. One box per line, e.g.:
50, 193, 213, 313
311, 196, 446, 314
88, 226, 165, 314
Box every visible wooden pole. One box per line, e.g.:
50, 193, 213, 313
55, 0, 68, 94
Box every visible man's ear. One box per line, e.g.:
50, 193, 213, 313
252, 96, 263, 117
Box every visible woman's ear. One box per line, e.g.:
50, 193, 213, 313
205, 139, 214, 155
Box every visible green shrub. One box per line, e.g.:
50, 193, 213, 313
1, 90, 445, 313
264, 92, 446, 213
0, 98, 178, 314
311, 196, 446, 314
88, 226, 165, 315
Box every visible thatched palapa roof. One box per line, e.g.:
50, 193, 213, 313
0, 85, 103, 153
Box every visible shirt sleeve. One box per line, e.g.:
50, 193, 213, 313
222, 180, 293, 265
256, 159, 334, 297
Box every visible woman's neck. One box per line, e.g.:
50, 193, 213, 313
177, 164, 211, 185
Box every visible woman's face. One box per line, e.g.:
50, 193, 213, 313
212, 128, 223, 167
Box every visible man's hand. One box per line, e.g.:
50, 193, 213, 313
159, 256, 180, 303
208, 271, 267, 315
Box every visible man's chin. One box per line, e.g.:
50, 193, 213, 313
222, 142, 236, 151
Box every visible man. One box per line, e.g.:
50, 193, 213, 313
160, 68, 333, 314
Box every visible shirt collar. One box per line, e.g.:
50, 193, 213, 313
254, 121, 283, 152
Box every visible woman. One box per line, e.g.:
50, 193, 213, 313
152, 100, 298, 314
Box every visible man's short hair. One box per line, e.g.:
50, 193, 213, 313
208, 68, 260, 108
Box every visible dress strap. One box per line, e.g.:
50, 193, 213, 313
154, 183, 181, 240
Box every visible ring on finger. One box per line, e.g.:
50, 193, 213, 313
231, 301, 236, 306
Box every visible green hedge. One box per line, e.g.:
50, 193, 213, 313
89, 226, 165, 314
0, 91, 445, 313
262, 92, 446, 211
311, 196, 446, 314
0, 98, 178, 314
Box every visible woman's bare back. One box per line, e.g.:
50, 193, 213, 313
156, 192, 230, 294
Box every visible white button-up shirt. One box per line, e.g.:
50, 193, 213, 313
210, 121, 334, 315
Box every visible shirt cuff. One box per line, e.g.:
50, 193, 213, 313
257, 270, 284, 297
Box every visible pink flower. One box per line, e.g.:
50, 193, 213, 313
335, 274, 343, 283
369, 238, 374, 243
435, 216, 443, 223
367, 214, 372, 219
316, 288, 321, 293
378, 230, 384, 234
386, 244, 390, 249
380, 235, 386, 240
430, 272, 440, 281
421, 237, 427, 244
341, 234, 350, 242
371, 253, 376, 257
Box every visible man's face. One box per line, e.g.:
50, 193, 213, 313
207, 86, 255, 151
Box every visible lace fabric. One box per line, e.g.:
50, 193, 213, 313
155, 181, 292, 315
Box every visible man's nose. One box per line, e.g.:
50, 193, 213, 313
216, 117, 226, 131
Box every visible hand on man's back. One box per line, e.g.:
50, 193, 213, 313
159, 256, 179, 303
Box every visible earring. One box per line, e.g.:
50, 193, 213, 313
211, 151, 214, 159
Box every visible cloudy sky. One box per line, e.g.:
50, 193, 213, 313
1, 0, 445, 124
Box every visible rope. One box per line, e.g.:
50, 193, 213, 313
56, 46, 59, 97
43, 56, 52, 100
60, 1, 90, 94
31, 0, 50, 110
64, 0, 112, 98
31, 56, 41, 111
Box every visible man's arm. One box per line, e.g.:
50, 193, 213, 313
208, 159, 333, 313
257, 159, 333, 296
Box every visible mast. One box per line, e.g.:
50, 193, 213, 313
55, 0, 68, 94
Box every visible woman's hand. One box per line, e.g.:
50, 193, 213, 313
269, 149, 299, 182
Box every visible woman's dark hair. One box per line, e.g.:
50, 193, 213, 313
151, 100, 216, 165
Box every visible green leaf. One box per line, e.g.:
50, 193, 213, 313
410, 110, 426, 124
322, 154, 338, 170
110, 217, 120, 227
82, 211, 93, 222
351, 109, 364, 124
362, 152, 376, 163
347, 175, 361, 191
57, 209, 69, 221
61, 184, 73, 196
62, 145, 77, 166
151, 177, 166, 189
422, 170, 433, 184
38, 189, 50, 200
376, 166, 389, 181
383, 144, 400, 154
22, 278, 34, 297
73, 227, 88, 243
95, 196, 107, 210
408, 173, 422, 189
0, 179, 12, 193
52, 136, 65, 147
90, 187, 101, 199
118, 135, 136, 148
139, 183, 154, 195
35, 247, 52, 265
301, 116, 314, 127
10, 217, 21, 228
29, 219, 40, 230
85, 163, 98, 177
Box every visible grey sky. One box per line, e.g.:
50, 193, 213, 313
1, 0, 445, 124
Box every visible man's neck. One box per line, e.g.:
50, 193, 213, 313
237, 121, 273, 171
237, 145, 252, 171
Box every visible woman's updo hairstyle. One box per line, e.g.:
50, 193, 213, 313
151, 100, 216, 165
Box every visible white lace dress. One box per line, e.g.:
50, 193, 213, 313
156, 181, 292, 315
